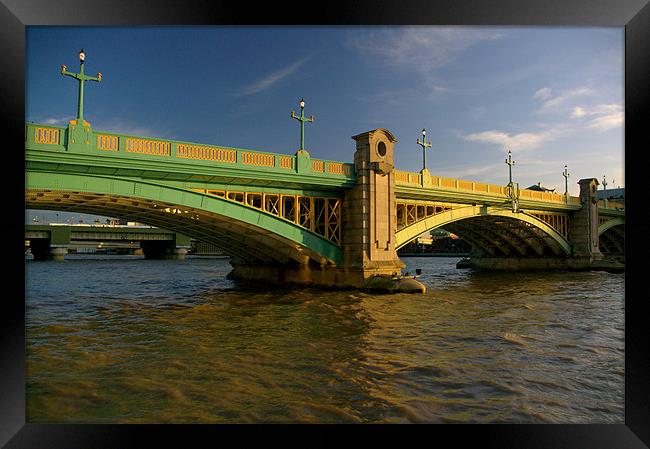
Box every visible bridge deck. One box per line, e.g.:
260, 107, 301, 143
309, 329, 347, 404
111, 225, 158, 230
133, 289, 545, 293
26, 122, 624, 214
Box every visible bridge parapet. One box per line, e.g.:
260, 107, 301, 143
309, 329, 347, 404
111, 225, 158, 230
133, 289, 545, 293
395, 169, 586, 207
26, 122, 355, 184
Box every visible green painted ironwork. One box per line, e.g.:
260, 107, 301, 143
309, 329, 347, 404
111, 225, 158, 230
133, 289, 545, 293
61, 49, 102, 124
416, 128, 432, 172
598, 217, 624, 236
26, 171, 343, 265
563, 164, 570, 201
290, 99, 314, 153
25, 122, 356, 189
505, 149, 515, 185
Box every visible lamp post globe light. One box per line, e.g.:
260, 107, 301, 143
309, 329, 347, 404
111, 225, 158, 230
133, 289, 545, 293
505, 149, 515, 186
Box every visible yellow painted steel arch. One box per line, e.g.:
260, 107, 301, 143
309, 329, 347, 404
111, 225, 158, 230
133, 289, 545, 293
395, 205, 572, 255
598, 217, 625, 235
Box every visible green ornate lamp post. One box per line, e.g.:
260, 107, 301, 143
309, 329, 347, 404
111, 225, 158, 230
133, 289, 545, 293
61, 49, 102, 125
416, 128, 432, 173
505, 149, 518, 212
563, 164, 570, 202
291, 99, 314, 154
602, 175, 608, 208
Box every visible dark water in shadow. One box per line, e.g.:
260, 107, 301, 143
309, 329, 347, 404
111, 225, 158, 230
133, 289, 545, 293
25, 256, 624, 423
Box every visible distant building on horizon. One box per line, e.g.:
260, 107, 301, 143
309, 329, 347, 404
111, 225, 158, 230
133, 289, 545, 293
526, 182, 556, 193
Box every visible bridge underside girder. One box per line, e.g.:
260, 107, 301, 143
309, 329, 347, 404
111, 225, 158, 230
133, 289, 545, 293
599, 224, 624, 258
26, 190, 329, 267
442, 216, 567, 258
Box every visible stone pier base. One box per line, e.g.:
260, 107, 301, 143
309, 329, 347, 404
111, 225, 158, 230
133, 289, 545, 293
30, 240, 69, 261
467, 257, 624, 273
141, 241, 189, 260
49, 246, 69, 261
227, 262, 425, 292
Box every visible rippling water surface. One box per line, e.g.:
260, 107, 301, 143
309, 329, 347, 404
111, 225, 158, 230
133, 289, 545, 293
25, 256, 624, 423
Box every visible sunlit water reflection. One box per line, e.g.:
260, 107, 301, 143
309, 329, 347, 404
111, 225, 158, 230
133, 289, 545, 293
26, 256, 624, 423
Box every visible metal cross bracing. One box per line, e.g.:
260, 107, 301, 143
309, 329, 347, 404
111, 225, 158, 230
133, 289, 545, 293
192, 188, 342, 245
599, 216, 620, 226
396, 199, 571, 240
599, 226, 624, 256
393, 197, 573, 256
528, 211, 571, 240
395, 200, 462, 230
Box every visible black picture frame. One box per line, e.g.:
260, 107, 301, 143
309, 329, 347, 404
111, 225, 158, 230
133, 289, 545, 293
3, 0, 648, 447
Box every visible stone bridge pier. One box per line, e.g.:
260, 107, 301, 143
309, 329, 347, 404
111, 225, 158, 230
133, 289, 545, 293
229, 128, 421, 291
340, 129, 406, 281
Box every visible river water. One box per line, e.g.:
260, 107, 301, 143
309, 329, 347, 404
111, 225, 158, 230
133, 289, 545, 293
25, 256, 624, 423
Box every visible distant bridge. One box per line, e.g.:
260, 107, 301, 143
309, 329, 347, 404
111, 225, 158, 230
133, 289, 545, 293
25, 224, 192, 260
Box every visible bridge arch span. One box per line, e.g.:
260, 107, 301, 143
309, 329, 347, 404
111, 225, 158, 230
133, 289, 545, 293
598, 218, 624, 258
395, 205, 572, 257
26, 171, 342, 266
598, 217, 624, 236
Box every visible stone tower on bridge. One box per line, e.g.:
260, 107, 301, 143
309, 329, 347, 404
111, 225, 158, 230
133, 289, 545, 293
343, 129, 405, 277
571, 178, 604, 261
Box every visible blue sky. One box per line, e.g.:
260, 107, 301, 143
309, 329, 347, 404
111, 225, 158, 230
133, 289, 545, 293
26, 26, 624, 222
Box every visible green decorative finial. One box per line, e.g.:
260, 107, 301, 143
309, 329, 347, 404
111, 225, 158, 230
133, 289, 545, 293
416, 128, 432, 172
61, 49, 102, 125
291, 98, 315, 153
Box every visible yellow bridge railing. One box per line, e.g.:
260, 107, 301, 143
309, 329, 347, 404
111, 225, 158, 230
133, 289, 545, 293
395, 170, 583, 206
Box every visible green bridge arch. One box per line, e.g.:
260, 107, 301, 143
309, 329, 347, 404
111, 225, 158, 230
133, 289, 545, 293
599, 217, 625, 235
26, 171, 343, 266
395, 205, 573, 256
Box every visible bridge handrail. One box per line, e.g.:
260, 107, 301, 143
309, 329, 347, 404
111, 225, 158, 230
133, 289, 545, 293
395, 169, 584, 206
25, 122, 355, 180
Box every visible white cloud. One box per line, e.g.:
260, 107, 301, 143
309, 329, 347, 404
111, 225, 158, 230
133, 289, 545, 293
539, 86, 594, 110
533, 87, 552, 100
570, 103, 623, 132
92, 120, 167, 138
463, 129, 552, 152
588, 111, 623, 131
571, 106, 586, 118
346, 27, 505, 92
450, 162, 502, 179
236, 57, 310, 96
41, 116, 72, 126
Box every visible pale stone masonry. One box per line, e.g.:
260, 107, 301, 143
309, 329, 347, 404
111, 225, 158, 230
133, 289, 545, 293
570, 178, 604, 261
345, 129, 404, 276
